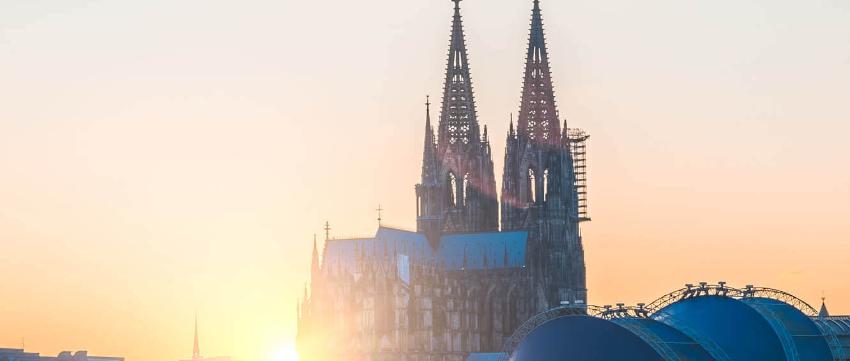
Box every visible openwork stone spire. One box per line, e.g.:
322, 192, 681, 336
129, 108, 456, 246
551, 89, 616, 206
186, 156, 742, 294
417, 0, 498, 239
438, 0, 480, 149
517, 0, 560, 143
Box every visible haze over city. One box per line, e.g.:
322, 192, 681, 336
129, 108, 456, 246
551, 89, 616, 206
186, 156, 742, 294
1, 0, 849, 360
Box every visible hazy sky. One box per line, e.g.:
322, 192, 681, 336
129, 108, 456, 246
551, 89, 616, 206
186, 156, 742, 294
1, 0, 849, 360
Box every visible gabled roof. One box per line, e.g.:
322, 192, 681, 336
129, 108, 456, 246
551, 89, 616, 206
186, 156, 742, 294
440, 231, 527, 270
322, 227, 527, 274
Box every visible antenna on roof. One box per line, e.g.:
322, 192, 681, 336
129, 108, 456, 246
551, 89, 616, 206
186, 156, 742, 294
376, 204, 384, 227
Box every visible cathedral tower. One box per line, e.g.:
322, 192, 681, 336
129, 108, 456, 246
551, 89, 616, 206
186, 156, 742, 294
501, 0, 587, 306
416, 0, 498, 243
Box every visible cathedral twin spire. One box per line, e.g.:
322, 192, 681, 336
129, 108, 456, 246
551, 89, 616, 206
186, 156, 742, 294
517, 0, 562, 144
416, 0, 498, 239
417, 0, 576, 238
502, 0, 581, 230
503, 0, 587, 305
438, 0, 481, 149
429, 0, 566, 151
418, 3, 587, 306
417, 0, 577, 235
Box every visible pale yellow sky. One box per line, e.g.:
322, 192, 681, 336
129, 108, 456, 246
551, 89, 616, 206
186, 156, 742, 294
1, 1, 849, 361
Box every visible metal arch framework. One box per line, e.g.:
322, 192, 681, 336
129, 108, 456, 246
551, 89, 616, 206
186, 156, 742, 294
645, 282, 819, 317
500, 305, 591, 358
501, 303, 674, 357
590, 303, 652, 320
814, 317, 850, 361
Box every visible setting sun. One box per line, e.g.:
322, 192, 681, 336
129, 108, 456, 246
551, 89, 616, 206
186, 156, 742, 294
268, 344, 299, 361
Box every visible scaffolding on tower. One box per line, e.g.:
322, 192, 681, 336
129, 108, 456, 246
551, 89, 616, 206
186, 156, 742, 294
568, 128, 590, 222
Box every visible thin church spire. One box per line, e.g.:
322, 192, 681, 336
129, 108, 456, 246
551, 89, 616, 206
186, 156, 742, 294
193, 314, 200, 360
311, 234, 320, 281
421, 95, 438, 184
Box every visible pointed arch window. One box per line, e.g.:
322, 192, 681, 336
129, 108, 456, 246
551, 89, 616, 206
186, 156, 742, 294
527, 168, 536, 204
543, 169, 550, 202
463, 173, 470, 207
448, 173, 458, 207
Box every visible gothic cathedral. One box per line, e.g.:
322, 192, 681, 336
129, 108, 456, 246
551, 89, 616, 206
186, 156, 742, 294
297, 1, 588, 360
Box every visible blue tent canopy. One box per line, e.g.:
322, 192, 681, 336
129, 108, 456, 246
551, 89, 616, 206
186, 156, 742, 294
509, 284, 844, 361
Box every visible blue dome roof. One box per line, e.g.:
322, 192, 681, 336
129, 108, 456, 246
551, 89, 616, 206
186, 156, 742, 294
610, 318, 715, 361
812, 316, 850, 359
508, 284, 841, 361
741, 297, 833, 361
652, 295, 786, 360
512, 315, 664, 361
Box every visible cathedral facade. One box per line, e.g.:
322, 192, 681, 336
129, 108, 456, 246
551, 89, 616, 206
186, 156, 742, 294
297, 1, 588, 360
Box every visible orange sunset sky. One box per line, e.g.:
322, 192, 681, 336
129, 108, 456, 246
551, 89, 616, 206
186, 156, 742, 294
1, 0, 849, 360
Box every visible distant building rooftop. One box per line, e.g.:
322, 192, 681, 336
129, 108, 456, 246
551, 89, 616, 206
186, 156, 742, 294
0, 348, 123, 361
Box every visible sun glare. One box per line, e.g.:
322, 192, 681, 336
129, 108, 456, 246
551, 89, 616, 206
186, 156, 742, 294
268, 344, 299, 361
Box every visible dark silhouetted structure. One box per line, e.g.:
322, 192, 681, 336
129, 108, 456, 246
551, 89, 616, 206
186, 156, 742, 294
296, 1, 590, 360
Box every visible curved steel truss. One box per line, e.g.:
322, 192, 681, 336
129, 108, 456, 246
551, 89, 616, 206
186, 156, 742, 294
645, 282, 819, 316
500, 305, 589, 357
590, 303, 652, 319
